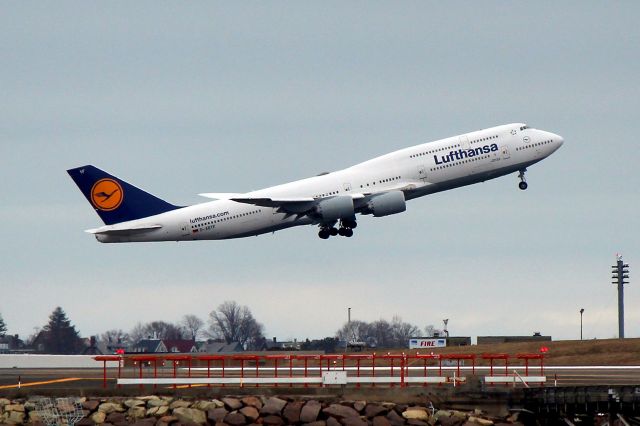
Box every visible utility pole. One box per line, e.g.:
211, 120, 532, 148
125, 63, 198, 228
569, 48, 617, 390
579, 308, 584, 340
611, 255, 630, 339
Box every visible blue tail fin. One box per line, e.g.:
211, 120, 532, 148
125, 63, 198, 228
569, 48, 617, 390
67, 165, 181, 225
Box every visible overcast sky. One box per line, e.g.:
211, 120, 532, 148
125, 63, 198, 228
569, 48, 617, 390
1, 2, 638, 345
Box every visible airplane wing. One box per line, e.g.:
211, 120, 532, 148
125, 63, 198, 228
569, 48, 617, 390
231, 194, 368, 215
85, 224, 162, 236
230, 197, 317, 213
198, 193, 244, 200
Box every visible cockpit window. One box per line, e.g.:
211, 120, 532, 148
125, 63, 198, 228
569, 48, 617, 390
519, 125, 529, 131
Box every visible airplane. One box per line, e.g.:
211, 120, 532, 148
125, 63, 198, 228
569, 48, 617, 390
68, 123, 563, 242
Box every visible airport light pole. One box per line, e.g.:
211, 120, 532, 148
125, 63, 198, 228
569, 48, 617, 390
579, 308, 584, 340
611, 255, 630, 339
346, 307, 351, 353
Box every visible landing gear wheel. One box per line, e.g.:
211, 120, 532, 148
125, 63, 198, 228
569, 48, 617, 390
342, 219, 357, 229
338, 227, 347, 236
318, 229, 330, 239
344, 228, 353, 237
329, 227, 338, 236
517, 169, 528, 190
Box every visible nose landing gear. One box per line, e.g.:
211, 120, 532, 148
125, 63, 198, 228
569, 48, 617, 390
518, 169, 528, 190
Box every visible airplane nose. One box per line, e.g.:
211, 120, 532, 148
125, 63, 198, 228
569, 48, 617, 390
551, 132, 564, 147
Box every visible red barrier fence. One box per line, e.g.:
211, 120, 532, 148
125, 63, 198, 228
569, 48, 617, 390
94, 352, 544, 389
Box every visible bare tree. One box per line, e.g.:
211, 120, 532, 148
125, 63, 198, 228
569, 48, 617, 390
367, 319, 394, 347
335, 320, 369, 342
335, 315, 421, 348
424, 324, 437, 337
208, 301, 264, 348
0, 313, 7, 337
100, 329, 130, 345
129, 321, 185, 343
391, 315, 419, 346
181, 314, 204, 340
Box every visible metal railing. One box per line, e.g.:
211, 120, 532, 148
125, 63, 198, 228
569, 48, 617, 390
95, 352, 546, 389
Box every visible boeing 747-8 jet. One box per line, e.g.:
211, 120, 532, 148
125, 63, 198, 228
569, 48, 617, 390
68, 123, 563, 242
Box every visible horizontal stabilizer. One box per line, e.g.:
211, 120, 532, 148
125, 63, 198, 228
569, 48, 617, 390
86, 224, 162, 236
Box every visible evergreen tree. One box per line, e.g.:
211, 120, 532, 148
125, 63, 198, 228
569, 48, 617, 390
41, 307, 83, 354
0, 313, 7, 337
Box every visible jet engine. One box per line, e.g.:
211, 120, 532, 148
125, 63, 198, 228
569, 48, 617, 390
367, 191, 406, 217
315, 196, 355, 222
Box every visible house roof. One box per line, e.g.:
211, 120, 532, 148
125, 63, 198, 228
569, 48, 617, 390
162, 339, 197, 353
132, 339, 166, 353
201, 341, 243, 353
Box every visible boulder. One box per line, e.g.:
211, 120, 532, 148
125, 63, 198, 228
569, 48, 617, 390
83, 400, 100, 411
173, 407, 207, 425
468, 418, 493, 426
91, 411, 107, 424
407, 420, 428, 426
4, 404, 24, 412
386, 410, 406, 426
99, 403, 125, 414
327, 417, 341, 426
147, 406, 169, 417
28, 410, 43, 423
300, 400, 322, 423
127, 406, 146, 419
138, 396, 161, 401
208, 408, 229, 423
222, 398, 243, 411
148, 399, 169, 408
353, 401, 366, 413
124, 399, 145, 408
323, 404, 359, 419
105, 412, 127, 424
211, 399, 226, 408
283, 401, 303, 424
402, 409, 429, 421
373, 416, 392, 426
225, 412, 248, 426
240, 406, 260, 422
157, 415, 178, 426
342, 416, 368, 426
169, 400, 192, 410
439, 415, 465, 426
193, 401, 220, 411
131, 421, 156, 426
241, 397, 263, 410
261, 397, 288, 415
6, 411, 25, 424
76, 417, 95, 426
365, 405, 388, 418
262, 415, 285, 426
451, 411, 467, 419
0, 399, 10, 406
304, 422, 327, 426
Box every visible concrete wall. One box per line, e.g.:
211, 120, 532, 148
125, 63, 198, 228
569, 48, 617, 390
477, 336, 552, 345
0, 354, 99, 368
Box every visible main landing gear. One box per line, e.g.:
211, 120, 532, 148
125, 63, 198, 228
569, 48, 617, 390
318, 219, 357, 239
518, 169, 528, 190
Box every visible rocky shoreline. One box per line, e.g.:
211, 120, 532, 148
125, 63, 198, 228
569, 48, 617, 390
0, 396, 525, 426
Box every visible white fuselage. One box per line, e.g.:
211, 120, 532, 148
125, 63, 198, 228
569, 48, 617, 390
91, 123, 563, 242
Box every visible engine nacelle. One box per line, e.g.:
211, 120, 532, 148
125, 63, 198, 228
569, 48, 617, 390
367, 191, 406, 217
315, 196, 355, 222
